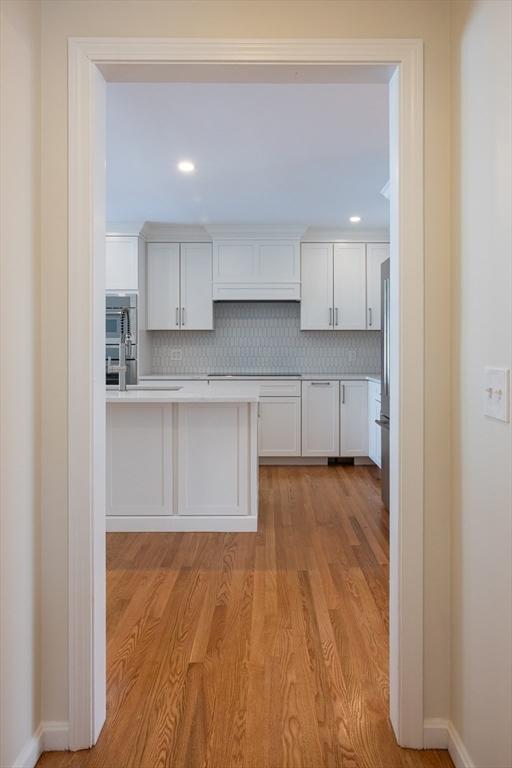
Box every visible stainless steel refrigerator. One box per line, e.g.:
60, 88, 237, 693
377, 258, 390, 509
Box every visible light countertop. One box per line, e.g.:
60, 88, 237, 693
106, 386, 260, 404
138, 373, 382, 384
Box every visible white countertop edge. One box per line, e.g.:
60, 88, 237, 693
106, 391, 260, 404
138, 373, 382, 383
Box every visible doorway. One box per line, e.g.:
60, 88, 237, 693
67, 39, 425, 754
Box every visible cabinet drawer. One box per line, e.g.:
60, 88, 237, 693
208, 379, 300, 396
259, 380, 301, 397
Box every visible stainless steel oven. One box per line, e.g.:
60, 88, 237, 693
106, 293, 138, 386
106, 293, 137, 343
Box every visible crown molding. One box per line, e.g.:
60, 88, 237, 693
380, 180, 391, 200
204, 224, 307, 241
106, 221, 144, 237
141, 222, 211, 242
302, 226, 389, 243
107, 221, 389, 243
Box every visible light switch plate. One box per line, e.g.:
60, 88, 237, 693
483, 367, 510, 422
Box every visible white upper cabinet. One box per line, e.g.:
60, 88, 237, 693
366, 243, 389, 330
301, 380, 340, 456
180, 243, 213, 330
339, 380, 369, 457
146, 242, 213, 331
333, 243, 367, 330
300, 240, 389, 332
212, 239, 300, 300
300, 243, 334, 330
146, 243, 180, 330
106, 235, 139, 291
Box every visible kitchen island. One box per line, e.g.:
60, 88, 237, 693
106, 386, 259, 532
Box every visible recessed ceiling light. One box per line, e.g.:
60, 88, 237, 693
177, 160, 195, 174
349, 215, 361, 223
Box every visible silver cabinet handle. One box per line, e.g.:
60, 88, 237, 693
329, 307, 333, 326
181, 307, 185, 326
342, 384, 346, 403
175, 307, 179, 326
335, 307, 339, 326
311, 381, 331, 386
368, 307, 372, 327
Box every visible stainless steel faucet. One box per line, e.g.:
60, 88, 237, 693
107, 307, 130, 391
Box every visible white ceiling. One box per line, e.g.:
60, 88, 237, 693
106, 82, 389, 229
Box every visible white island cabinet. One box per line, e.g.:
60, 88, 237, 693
106, 387, 259, 532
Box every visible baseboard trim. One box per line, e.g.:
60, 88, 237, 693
423, 718, 448, 749
106, 515, 258, 532
12, 725, 43, 768
259, 457, 328, 465
423, 719, 475, 768
42, 721, 69, 752
11, 722, 69, 768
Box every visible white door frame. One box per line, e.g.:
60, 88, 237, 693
68, 37, 424, 750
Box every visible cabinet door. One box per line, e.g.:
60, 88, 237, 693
106, 236, 138, 291
300, 243, 333, 330
333, 243, 366, 330
340, 381, 369, 457
258, 397, 301, 457
146, 243, 180, 330
367, 381, 382, 467
366, 243, 389, 330
180, 243, 213, 330
301, 380, 340, 456
106, 403, 173, 517
177, 403, 248, 516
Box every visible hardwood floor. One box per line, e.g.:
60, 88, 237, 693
38, 465, 452, 768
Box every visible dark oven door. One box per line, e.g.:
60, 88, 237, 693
105, 311, 122, 343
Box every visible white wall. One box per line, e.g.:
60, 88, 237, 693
39, 0, 452, 728
451, 1, 512, 766
0, 1, 42, 764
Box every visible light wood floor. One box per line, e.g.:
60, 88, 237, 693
38, 465, 452, 768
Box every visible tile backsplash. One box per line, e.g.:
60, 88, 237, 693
150, 302, 380, 374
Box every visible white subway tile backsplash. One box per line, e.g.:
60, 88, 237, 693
150, 302, 380, 374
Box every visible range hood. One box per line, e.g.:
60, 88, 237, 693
206, 225, 305, 302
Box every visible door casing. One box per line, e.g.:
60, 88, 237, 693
68, 37, 424, 749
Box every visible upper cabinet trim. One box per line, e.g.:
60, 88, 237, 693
205, 224, 307, 241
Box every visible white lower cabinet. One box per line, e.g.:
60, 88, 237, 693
339, 380, 369, 457
258, 397, 301, 456
301, 380, 340, 456
107, 403, 173, 517
177, 403, 249, 516
368, 381, 382, 467
106, 400, 259, 530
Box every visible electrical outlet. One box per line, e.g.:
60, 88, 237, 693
348, 350, 357, 363
170, 348, 182, 361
